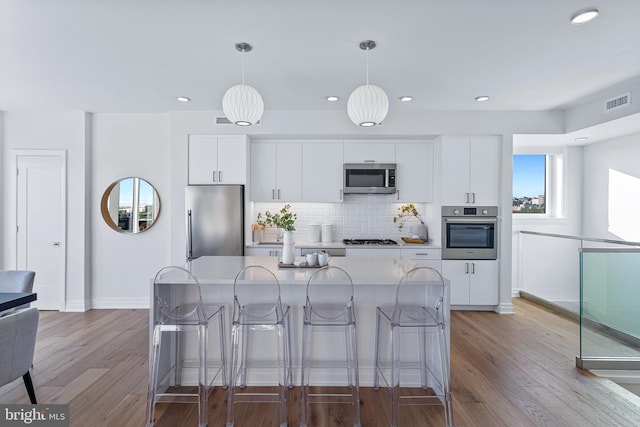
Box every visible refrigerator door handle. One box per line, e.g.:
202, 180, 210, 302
187, 209, 193, 259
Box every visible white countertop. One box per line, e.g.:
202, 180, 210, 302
188, 255, 428, 285
246, 240, 441, 249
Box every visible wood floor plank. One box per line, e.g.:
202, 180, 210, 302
1, 299, 639, 426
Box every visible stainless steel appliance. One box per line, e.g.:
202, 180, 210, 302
342, 239, 398, 246
441, 206, 498, 260
343, 163, 396, 194
186, 185, 244, 259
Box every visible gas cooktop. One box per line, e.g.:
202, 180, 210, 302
342, 239, 398, 246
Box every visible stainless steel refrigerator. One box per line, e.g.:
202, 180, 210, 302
185, 185, 244, 259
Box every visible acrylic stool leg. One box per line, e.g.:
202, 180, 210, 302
146, 327, 162, 427
300, 321, 311, 427
373, 310, 382, 390
348, 322, 361, 427
226, 324, 240, 427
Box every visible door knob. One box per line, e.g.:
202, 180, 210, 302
53, 242, 61, 247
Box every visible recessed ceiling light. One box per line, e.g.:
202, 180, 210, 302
398, 96, 413, 102
574, 137, 589, 142
177, 96, 190, 102
475, 95, 490, 102
326, 96, 339, 102
571, 8, 599, 24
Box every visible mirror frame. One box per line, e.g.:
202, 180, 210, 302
100, 177, 161, 234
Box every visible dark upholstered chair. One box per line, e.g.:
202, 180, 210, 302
0, 307, 39, 403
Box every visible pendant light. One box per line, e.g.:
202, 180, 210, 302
222, 42, 264, 126
347, 40, 389, 127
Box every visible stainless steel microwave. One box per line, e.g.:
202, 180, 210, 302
343, 163, 396, 194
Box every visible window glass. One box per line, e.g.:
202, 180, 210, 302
513, 154, 546, 214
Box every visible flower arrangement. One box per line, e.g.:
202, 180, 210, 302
393, 203, 425, 231
256, 204, 297, 232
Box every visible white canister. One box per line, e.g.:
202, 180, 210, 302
308, 224, 321, 243
321, 224, 335, 243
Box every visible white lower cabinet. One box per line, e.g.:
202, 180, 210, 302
400, 248, 441, 273
441, 260, 499, 305
245, 247, 281, 257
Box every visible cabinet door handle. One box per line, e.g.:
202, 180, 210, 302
396, 190, 400, 200
277, 189, 281, 199
212, 171, 217, 182
218, 171, 223, 182
472, 192, 476, 204
465, 262, 469, 274
339, 189, 343, 200
364, 160, 375, 163
464, 192, 469, 203
471, 262, 475, 274
416, 252, 429, 256
272, 189, 276, 199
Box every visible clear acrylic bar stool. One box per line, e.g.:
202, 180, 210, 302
300, 266, 361, 427
146, 266, 227, 427
373, 266, 453, 427
226, 265, 292, 427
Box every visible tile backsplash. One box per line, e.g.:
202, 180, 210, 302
253, 194, 440, 243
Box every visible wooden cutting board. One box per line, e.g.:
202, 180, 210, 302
401, 237, 425, 244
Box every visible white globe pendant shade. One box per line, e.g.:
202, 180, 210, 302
347, 84, 389, 127
222, 83, 264, 126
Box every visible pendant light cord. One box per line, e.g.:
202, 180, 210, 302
365, 47, 370, 85
241, 51, 245, 85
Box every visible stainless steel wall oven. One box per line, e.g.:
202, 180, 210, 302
441, 206, 498, 260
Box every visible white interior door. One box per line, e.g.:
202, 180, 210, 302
16, 152, 66, 310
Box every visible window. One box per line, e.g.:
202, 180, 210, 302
513, 154, 546, 214
512, 149, 564, 218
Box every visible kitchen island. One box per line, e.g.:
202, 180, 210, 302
155, 256, 450, 387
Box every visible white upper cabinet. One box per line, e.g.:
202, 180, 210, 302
343, 141, 395, 163
302, 141, 344, 202
188, 135, 248, 185
395, 143, 434, 202
441, 135, 499, 205
250, 141, 302, 202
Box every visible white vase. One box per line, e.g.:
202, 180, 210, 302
412, 223, 428, 241
281, 230, 295, 264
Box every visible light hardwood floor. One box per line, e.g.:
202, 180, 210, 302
1, 298, 639, 426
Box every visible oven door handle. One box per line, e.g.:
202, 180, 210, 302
444, 217, 497, 224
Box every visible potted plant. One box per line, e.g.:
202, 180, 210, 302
257, 204, 297, 263
393, 203, 428, 241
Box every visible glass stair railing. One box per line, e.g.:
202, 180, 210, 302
519, 231, 640, 371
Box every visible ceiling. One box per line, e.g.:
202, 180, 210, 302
1, 0, 639, 120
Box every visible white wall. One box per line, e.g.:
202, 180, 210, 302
1, 111, 91, 310
582, 132, 640, 241
1, 108, 570, 311
90, 113, 171, 308
511, 145, 583, 303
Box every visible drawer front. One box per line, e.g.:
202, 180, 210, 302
400, 248, 441, 260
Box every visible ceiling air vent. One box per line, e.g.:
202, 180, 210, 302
604, 92, 631, 112
216, 116, 262, 126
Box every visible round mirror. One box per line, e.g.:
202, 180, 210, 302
101, 177, 161, 234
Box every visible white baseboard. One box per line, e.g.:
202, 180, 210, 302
64, 300, 91, 312
512, 288, 521, 298
496, 302, 515, 314
90, 298, 150, 309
